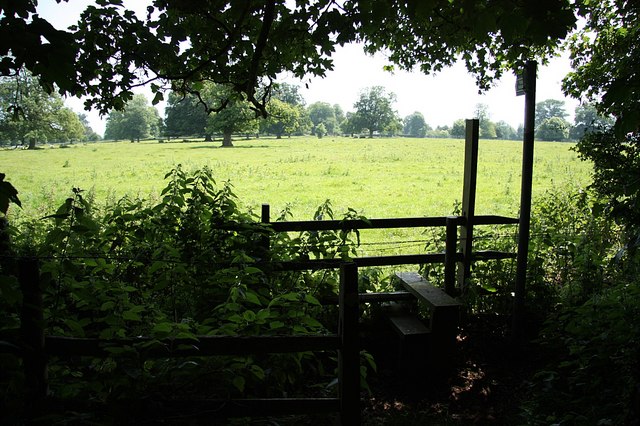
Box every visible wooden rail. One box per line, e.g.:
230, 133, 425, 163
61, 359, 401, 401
15, 259, 361, 425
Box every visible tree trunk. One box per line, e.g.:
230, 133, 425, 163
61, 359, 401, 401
28, 139, 36, 150
204, 134, 212, 142
368, 129, 374, 138
221, 131, 233, 147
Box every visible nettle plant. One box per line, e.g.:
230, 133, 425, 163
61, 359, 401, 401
4, 166, 369, 404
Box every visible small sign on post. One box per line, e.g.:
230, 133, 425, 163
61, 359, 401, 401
515, 71, 526, 96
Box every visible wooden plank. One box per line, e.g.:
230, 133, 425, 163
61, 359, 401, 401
387, 313, 430, 337
158, 397, 341, 417
395, 272, 460, 308
338, 262, 360, 425
45, 334, 340, 358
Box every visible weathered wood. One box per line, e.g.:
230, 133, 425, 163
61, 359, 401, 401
395, 272, 461, 308
265, 214, 514, 233
19, 257, 48, 404
444, 216, 458, 296
473, 250, 518, 261
45, 334, 340, 358
157, 397, 341, 417
395, 271, 460, 370
339, 262, 360, 425
458, 119, 479, 294
387, 312, 430, 337
514, 61, 538, 341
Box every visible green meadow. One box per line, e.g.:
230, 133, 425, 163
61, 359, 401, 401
1, 136, 591, 254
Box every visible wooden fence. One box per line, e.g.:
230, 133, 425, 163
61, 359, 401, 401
15, 207, 517, 424
12, 119, 525, 424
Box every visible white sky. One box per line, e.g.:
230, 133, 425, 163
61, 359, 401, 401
37, 0, 579, 136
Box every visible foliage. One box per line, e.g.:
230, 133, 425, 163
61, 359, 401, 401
77, 113, 102, 141
261, 98, 303, 138
203, 84, 258, 147
570, 102, 614, 140
537, 117, 570, 141
307, 101, 338, 136
564, 0, 640, 135
403, 112, 429, 138
351, 86, 399, 138
474, 103, 497, 139
0, 70, 84, 148
1, 0, 573, 117
522, 280, 640, 425
163, 91, 209, 139
0, 173, 21, 216
451, 119, 466, 139
104, 94, 161, 142
315, 122, 327, 139
494, 120, 518, 140
575, 129, 640, 252
535, 99, 569, 129
1, 166, 372, 419
520, 188, 640, 425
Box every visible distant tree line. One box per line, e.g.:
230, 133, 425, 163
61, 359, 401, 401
106, 83, 612, 144
1, 72, 613, 148
0, 71, 101, 148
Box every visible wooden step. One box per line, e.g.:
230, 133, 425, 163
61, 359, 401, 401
386, 311, 430, 339
395, 272, 460, 309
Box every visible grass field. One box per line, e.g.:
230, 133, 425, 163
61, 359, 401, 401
1, 136, 591, 254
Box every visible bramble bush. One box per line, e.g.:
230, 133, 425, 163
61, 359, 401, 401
0, 166, 372, 423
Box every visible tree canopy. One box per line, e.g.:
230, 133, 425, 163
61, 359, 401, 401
1, 0, 579, 119
104, 94, 161, 141
351, 86, 398, 138
0, 70, 84, 148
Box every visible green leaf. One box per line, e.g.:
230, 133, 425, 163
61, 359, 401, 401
232, 376, 245, 392
269, 321, 285, 329
123, 310, 141, 321
244, 291, 261, 306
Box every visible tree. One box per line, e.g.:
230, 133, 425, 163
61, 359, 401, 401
537, 117, 570, 141
261, 98, 302, 138
351, 86, 398, 138
474, 103, 497, 139
164, 92, 209, 139
535, 99, 569, 128
495, 121, 517, 140
570, 103, 614, 140
563, 1, 640, 135
3, 1, 579, 122
78, 113, 102, 141
403, 112, 429, 137
315, 123, 327, 139
104, 94, 161, 142
0, 70, 84, 148
307, 102, 337, 135
333, 104, 345, 132
62, 1, 576, 115
451, 119, 466, 139
271, 83, 305, 107
204, 84, 258, 147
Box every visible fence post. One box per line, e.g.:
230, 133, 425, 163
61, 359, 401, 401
513, 61, 538, 341
339, 262, 360, 425
444, 216, 458, 296
261, 204, 271, 258
457, 119, 479, 294
19, 257, 48, 406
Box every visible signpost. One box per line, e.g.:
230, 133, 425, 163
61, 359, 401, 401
513, 61, 537, 341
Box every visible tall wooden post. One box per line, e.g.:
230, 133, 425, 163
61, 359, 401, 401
19, 258, 48, 406
338, 262, 360, 425
513, 61, 537, 340
444, 216, 458, 296
456, 119, 479, 294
